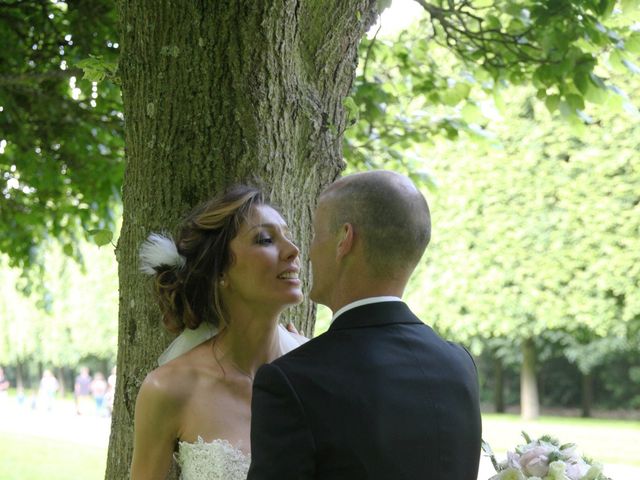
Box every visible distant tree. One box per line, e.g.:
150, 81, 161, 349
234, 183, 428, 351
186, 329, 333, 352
417, 76, 640, 419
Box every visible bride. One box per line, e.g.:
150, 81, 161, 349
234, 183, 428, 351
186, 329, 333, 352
130, 185, 306, 480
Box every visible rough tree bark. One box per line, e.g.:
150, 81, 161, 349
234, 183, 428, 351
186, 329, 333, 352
105, 1, 379, 478
520, 337, 540, 420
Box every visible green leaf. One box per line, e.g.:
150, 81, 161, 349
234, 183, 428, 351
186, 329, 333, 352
545, 94, 561, 113
461, 103, 484, 123
609, 50, 628, 74
559, 100, 573, 117
574, 71, 590, 95
63, 244, 74, 256
88, 229, 113, 247
343, 96, 360, 125
485, 15, 501, 31
624, 32, 640, 54
566, 94, 585, 111
595, 0, 615, 18
583, 74, 609, 104
441, 82, 471, 106
75, 56, 118, 83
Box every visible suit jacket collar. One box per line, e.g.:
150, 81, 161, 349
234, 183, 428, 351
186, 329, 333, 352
328, 301, 422, 331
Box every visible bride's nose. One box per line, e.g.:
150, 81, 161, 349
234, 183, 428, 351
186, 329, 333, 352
281, 238, 299, 260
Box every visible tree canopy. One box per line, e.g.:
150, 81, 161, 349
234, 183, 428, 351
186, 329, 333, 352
2, 0, 640, 269
410, 74, 639, 370
347, 0, 640, 172
0, 0, 122, 268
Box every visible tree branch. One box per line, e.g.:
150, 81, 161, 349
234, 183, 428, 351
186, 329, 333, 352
0, 68, 83, 86
362, 24, 381, 83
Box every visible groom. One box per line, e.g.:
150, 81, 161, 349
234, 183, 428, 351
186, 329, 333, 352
248, 171, 482, 480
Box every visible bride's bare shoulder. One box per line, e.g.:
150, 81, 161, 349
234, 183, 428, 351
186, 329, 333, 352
139, 352, 209, 405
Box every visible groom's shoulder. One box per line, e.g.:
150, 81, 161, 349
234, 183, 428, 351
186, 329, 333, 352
270, 330, 335, 371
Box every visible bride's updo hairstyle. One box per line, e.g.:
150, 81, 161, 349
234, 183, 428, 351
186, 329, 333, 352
140, 185, 265, 333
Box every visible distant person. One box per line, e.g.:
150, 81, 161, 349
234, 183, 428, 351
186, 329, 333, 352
249, 171, 482, 480
74, 366, 92, 415
105, 366, 117, 416
0, 367, 9, 404
91, 372, 108, 416
37, 369, 59, 412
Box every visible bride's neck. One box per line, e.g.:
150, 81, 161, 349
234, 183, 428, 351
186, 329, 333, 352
214, 309, 281, 377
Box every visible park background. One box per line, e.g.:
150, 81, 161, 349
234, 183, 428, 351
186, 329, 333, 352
1, 0, 639, 478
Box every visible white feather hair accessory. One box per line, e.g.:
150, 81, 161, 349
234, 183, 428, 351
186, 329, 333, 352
139, 232, 186, 275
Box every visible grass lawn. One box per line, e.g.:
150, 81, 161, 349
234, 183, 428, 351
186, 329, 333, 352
0, 431, 107, 480
482, 413, 640, 466
0, 410, 637, 478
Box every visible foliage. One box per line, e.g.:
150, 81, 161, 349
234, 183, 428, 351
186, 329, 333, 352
3, 1, 639, 271
0, 235, 118, 368
0, 0, 123, 269
344, 0, 640, 176
409, 70, 639, 383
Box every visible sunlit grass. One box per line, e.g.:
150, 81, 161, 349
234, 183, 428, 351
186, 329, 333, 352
0, 431, 106, 480
482, 413, 640, 466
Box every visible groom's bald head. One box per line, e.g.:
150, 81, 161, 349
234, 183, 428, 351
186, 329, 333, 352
320, 170, 431, 276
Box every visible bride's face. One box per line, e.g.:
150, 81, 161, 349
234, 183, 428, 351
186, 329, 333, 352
221, 205, 302, 311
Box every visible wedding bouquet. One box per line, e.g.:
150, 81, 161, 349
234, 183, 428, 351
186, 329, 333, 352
483, 432, 611, 480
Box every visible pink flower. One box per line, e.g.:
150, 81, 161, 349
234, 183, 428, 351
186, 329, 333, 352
506, 451, 521, 469
518, 445, 555, 477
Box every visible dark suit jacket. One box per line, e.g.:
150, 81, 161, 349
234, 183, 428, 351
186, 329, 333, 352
248, 301, 482, 480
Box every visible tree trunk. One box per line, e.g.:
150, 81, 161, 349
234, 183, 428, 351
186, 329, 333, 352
494, 355, 505, 413
15, 360, 24, 390
581, 371, 593, 418
56, 367, 66, 396
520, 337, 539, 420
106, 1, 378, 478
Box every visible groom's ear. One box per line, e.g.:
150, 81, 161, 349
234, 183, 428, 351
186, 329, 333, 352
336, 223, 354, 260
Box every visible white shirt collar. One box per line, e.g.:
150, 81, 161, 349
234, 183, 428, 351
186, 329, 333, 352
331, 296, 403, 323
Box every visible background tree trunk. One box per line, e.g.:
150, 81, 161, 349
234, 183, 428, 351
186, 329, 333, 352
15, 360, 24, 390
493, 355, 505, 413
106, 1, 378, 478
581, 371, 593, 418
520, 337, 539, 420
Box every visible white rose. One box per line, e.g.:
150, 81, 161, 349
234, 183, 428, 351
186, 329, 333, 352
548, 460, 572, 480
560, 445, 581, 463
582, 463, 604, 480
494, 467, 526, 480
518, 445, 555, 477
565, 460, 591, 480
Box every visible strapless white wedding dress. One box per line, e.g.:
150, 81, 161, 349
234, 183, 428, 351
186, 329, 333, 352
159, 323, 303, 480
176, 437, 251, 480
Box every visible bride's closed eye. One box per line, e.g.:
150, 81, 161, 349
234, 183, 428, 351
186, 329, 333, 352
255, 233, 273, 245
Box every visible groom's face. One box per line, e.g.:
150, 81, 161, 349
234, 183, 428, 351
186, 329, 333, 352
309, 197, 337, 308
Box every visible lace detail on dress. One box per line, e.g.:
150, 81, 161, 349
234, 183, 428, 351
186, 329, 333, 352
176, 437, 251, 480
